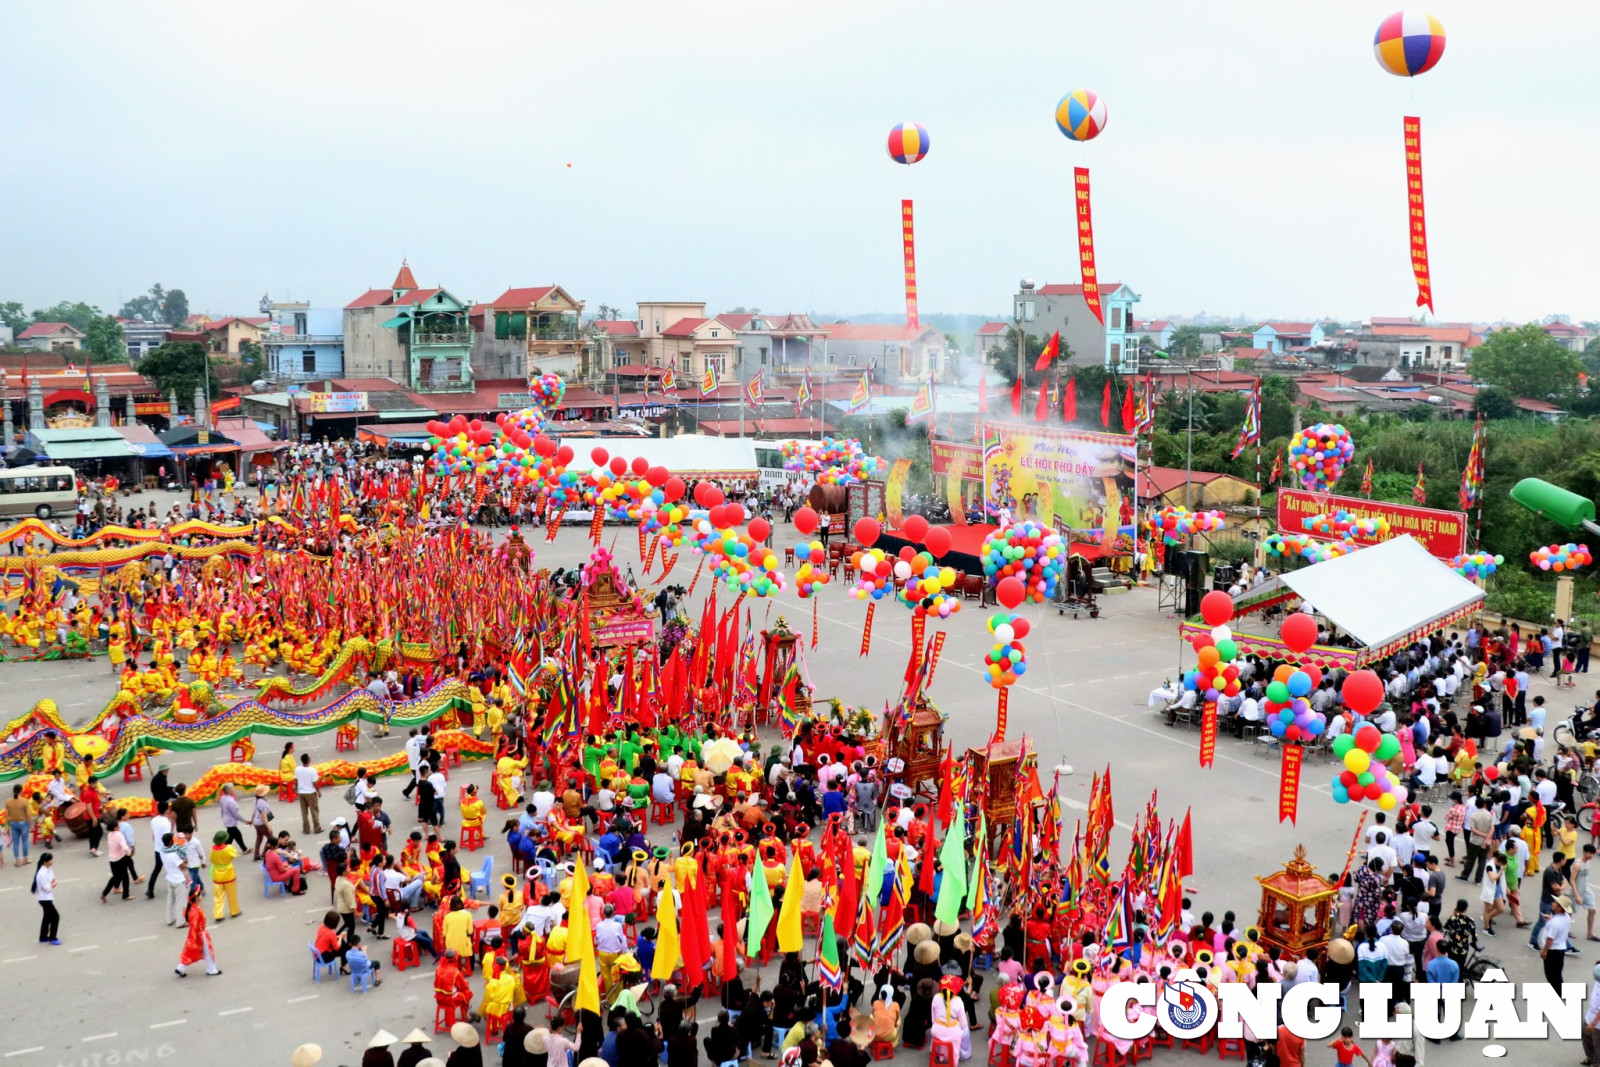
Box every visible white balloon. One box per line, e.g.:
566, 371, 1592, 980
860, 557, 877, 574
1210, 625, 1232, 642
894, 561, 913, 580
994, 624, 1016, 643
696, 519, 712, 535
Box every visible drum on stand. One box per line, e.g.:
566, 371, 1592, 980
59, 800, 93, 838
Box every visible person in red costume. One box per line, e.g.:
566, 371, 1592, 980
433, 948, 478, 1021
175, 882, 221, 976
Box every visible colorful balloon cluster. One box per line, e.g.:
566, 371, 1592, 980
983, 611, 1030, 689
1287, 424, 1355, 492
979, 521, 1065, 603
425, 415, 498, 477
794, 542, 830, 598
1448, 551, 1503, 579
1148, 507, 1225, 545
895, 549, 962, 620
1263, 662, 1327, 742
1183, 591, 1242, 701
1331, 726, 1407, 809
1302, 510, 1391, 541
780, 438, 885, 485
850, 548, 893, 601
1530, 543, 1593, 572
528, 373, 566, 410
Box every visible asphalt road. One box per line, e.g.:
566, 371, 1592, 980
0, 503, 1573, 1065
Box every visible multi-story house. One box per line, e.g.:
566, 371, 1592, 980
118, 318, 171, 361
342, 262, 474, 392
474, 285, 587, 381
815, 323, 946, 385
261, 301, 344, 381
17, 322, 84, 352
720, 312, 826, 381
637, 302, 740, 384
1012, 281, 1141, 372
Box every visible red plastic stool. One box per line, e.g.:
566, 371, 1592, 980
123, 757, 144, 782
1215, 1037, 1247, 1061
930, 1040, 958, 1067
486, 1013, 510, 1040
1181, 1033, 1214, 1056
334, 729, 357, 752
278, 784, 296, 803
650, 800, 674, 826
1092, 1039, 1132, 1067
986, 1041, 1010, 1067
802, 912, 821, 938
871, 1039, 896, 1061
461, 825, 485, 851
228, 741, 251, 763
1148, 1030, 1173, 1051
445, 743, 462, 767
392, 938, 421, 971
434, 999, 462, 1033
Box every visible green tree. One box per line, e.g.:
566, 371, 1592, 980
1474, 385, 1518, 420
159, 289, 190, 326
238, 339, 266, 380
1165, 324, 1206, 359
0, 301, 27, 336
139, 341, 220, 408
1581, 335, 1600, 377
1470, 323, 1583, 401
29, 301, 102, 332
119, 283, 177, 322
83, 316, 126, 364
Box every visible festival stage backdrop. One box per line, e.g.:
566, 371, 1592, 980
1276, 488, 1466, 560
980, 422, 1135, 535
931, 440, 984, 524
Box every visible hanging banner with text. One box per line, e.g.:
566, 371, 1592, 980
901, 199, 919, 329
1279, 744, 1303, 824
1277, 488, 1466, 559
1073, 167, 1103, 325
1199, 703, 1217, 767
885, 458, 913, 528
1404, 117, 1434, 313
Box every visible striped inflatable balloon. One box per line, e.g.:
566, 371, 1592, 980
1054, 90, 1107, 143
887, 122, 930, 165
1373, 11, 1445, 77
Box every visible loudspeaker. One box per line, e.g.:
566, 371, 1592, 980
1213, 564, 1237, 592
1183, 583, 1204, 617
1182, 549, 1210, 587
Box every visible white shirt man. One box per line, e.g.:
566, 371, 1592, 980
1392, 828, 1417, 869
530, 787, 556, 820
1379, 920, 1414, 977
1373, 707, 1398, 733
1539, 903, 1572, 954
1367, 832, 1398, 876
294, 761, 320, 797
1239, 696, 1263, 723
1411, 815, 1439, 856
1536, 777, 1558, 807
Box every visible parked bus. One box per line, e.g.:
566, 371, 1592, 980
0, 465, 80, 519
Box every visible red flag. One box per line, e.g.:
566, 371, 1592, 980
588, 657, 609, 733
834, 832, 859, 939
720, 867, 742, 983
1033, 331, 1060, 372
1009, 376, 1023, 417
1176, 808, 1194, 878
935, 746, 953, 828
1100, 379, 1112, 428
1034, 382, 1049, 423
976, 374, 988, 414
1061, 377, 1077, 423
1121, 381, 1136, 433
918, 826, 938, 896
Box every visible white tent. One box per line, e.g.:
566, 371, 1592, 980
1254, 534, 1484, 649
558, 434, 757, 481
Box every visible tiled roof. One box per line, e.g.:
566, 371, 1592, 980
1262, 321, 1316, 334
593, 320, 639, 337
661, 317, 709, 338
391, 288, 443, 307
392, 261, 418, 291
486, 287, 556, 310
819, 323, 927, 342
345, 289, 394, 310
717, 313, 757, 331
1034, 282, 1122, 297
976, 321, 1008, 336
17, 322, 78, 339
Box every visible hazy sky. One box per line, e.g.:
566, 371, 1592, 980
3, 1, 1595, 326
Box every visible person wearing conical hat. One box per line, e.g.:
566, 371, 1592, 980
445, 1021, 481, 1067
362, 1030, 398, 1067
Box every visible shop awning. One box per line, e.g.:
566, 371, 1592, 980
167, 444, 241, 457
112, 425, 175, 459
376, 409, 437, 420
380, 313, 413, 329
42, 438, 138, 461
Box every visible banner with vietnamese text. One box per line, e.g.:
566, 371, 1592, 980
1277, 488, 1465, 559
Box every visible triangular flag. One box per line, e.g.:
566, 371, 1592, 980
1176, 808, 1194, 879
775, 853, 806, 953
1009, 376, 1023, 417
1121, 381, 1136, 433
1101, 378, 1113, 427
965, 814, 987, 912
1034, 382, 1049, 423
652, 881, 682, 980
934, 808, 968, 927
863, 819, 888, 907
1033, 331, 1060, 372
1062, 377, 1077, 423
746, 856, 776, 957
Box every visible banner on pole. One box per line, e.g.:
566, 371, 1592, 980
901, 199, 919, 329
1279, 744, 1303, 824
1073, 168, 1103, 325
1404, 117, 1434, 313
1199, 703, 1217, 767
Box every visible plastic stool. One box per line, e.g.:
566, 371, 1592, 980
335, 731, 357, 753
650, 800, 674, 825
435, 999, 462, 1033
986, 1041, 1010, 1067
123, 758, 144, 782
229, 741, 251, 763
802, 912, 821, 938
392, 938, 421, 972
1215, 1037, 1247, 1061
930, 1040, 959, 1067
1181, 1033, 1214, 1056
1092, 1039, 1131, 1067
461, 825, 485, 851
486, 1012, 510, 1040
350, 969, 372, 992
278, 784, 296, 803
872, 1039, 897, 1061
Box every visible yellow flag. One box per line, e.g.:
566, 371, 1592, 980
775, 853, 806, 953
652, 885, 682, 981
564, 860, 591, 963
574, 933, 601, 1015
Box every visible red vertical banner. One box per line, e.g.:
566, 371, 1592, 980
901, 199, 919, 329
994, 687, 1009, 743
1279, 744, 1303, 824
545, 510, 563, 540
811, 598, 819, 649
910, 613, 927, 673
637, 524, 647, 562
589, 506, 604, 543
1073, 167, 1103, 325
860, 602, 876, 656
1199, 702, 1217, 767
924, 630, 947, 686
1403, 117, 1434, 313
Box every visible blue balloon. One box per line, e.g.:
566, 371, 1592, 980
1014, 662, 1027, 676
1287, 672, 1312, 697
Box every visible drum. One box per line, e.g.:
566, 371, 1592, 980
60, 800, 93, 838
172, 706, 200, 725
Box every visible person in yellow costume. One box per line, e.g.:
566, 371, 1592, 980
495, 752, 527, 808
479, 953, 517, 1019
210, 829, 242, 920
460, 785, 487, 835
108, 632, 127, 675
496, 873, 524, 932
485, 699, 505, 739
278, 743, 297, 791
470, 691, 488, 738
442, 897, 475, 959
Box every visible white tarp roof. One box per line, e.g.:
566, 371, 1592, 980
558, 434, 757, 478
1264, 534, 1484, 649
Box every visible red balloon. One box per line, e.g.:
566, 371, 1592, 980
590, 447, 609, 465
903, 514, 930, 541
1301, 665, 1323, 689
793, 506, 819, 535
556, 445, 575, 465
854, 518, 880, 546
1199, 590, 1234, 627
897, 546, 916, 562
996, 576, 1026, 609
924, 526, 952, 557
645, 465, 668, 487
1190, 634, 1215, 652
1353, 724, 1382, 754
608, 456, 627, 476
1363, 782, 1386, 802
725, 503, 745, 527
1484, 765, 1500, 781
630, 456, 649, 476
1338, 770, 1358, 788
1011, 617, 1031, 639
748, 518, 771, 542
1342, 669, 1384, 715
663, 476, 685, 502
1280, 613, 1317, 654
708, 505, 728, 529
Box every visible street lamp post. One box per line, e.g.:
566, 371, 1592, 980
1013, 280, 1036, 414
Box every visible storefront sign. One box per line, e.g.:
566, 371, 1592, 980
304, 392, 368, 413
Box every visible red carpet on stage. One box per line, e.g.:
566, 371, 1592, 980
884, 522, 1113, 562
